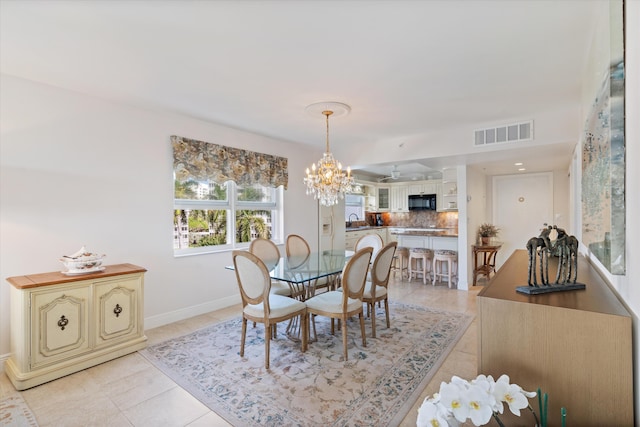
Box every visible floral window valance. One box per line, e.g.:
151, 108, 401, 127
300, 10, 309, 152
171, 135, 288, 189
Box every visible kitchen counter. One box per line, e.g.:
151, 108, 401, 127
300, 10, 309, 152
345, 226, 457, 237
389, 227, 458, 238
345, 226, 386, 232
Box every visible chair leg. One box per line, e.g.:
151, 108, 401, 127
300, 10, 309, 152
359, 312, 367, 348
384, 298, 390, 328
301, 313, 308, 352
241, 318, 247, 357
370, 302, 377, 338
312, 314, 317, 341
265, 324, 271, 369
342, 315, 349, 361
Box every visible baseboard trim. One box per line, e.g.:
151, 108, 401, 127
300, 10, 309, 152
144, 295, 241, 330
0, 353, 10, 374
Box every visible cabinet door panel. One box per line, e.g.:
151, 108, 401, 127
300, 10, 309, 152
32, 287, 90, 368
95, 277, 141, 346
432, 237, 458, 251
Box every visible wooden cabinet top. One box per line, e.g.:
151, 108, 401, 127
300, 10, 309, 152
6, 263, 147, 289
478, 250, 630, 317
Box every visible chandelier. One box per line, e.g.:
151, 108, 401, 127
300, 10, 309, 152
304, 103, 356, 206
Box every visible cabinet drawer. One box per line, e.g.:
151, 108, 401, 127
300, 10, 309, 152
31, 286, 91, 369
94, 276, 142, 347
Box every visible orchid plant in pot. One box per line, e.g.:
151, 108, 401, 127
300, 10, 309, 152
417, 374, 538, 427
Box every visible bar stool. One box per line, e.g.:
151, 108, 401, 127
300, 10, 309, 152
392, 246, 409, 280
432, 249, 458, 288
408, 248, 433, 285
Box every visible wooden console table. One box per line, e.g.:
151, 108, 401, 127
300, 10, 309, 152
5, 264, 147, 390
471, 243, 501, 286
477, 250, 632, 426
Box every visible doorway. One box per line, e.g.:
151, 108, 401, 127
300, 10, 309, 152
492, 173, 553, 268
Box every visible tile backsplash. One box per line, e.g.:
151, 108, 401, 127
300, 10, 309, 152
374, 211, 458, 229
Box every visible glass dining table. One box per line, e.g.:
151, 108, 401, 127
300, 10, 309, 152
227, 249, 354, 301
227, 249, 354, 341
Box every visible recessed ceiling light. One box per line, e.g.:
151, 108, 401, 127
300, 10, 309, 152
514, 162, 523, 166
518, 168, 526, 171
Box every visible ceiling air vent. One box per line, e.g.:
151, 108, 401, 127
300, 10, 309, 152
474, 120, 533, 146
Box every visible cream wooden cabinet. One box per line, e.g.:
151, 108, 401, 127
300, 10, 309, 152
408, 180, 438, 196
358, 184, 377, 212
5, 264, 147, 390
376, 186, 390, 211
390, 185, 409, 212
345, 228, 387, 250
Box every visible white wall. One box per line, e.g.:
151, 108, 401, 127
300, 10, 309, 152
0, 75, 322, 358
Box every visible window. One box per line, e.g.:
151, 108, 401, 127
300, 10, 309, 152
171, 135, 287, 256
345, 194, 364, 222
173, 180, 283, 256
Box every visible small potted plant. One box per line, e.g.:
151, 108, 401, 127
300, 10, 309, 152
478, 223, 499, 245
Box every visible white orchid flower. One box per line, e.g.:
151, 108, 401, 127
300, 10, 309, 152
493, 375, 537, 416
439, 381, 470, 423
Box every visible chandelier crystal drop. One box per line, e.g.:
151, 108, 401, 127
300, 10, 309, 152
304, 109, 355, 207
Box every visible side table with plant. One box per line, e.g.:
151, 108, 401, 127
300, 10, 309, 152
478, 223, 500, 245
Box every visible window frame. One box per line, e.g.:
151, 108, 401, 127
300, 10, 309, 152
173, 181, 284, 257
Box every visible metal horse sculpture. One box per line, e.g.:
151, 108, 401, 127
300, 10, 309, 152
527, 225, 553, 286
527, 236, 547, 286
527, 225, 578, 287
553, 227, 579, 285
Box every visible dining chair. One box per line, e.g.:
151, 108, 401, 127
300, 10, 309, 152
305, 247, 373, 361
355, 233, 384, 282
362, 241, 397, 338
285, 234, 311, 257
355, 233, 383, 260
232, 250, 307, 369
285, 234, 333, 295
249, 238, 292, 296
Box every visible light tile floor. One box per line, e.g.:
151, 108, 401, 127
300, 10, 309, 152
1, 276, 483, 427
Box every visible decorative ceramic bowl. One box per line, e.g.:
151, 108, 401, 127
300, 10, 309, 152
60, 246, 105, 272
60, 256, 104, 272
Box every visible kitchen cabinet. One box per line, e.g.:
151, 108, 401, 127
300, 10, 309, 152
345, 228, 387, 250
377, 186, 390, 211
431, 236, 458, 251
364, 185, 377, 211
5, 264, 147, 390
396, 235, 458, 250
407, 180, 438, 196
408, 183, 424, 195
397, 235, 429, 249
390, 185, 408, 212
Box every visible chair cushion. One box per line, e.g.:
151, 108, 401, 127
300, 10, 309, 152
270, 281, 292, 296
305, 291, 361, 313
363, 281, 387, 299
244, 294, 305, 318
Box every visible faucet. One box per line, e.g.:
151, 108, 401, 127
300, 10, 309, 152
347, 213, 359, 228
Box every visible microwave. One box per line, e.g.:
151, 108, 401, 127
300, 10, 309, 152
408, 194, 437, 211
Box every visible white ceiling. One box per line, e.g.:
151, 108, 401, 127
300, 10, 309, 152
0, 0, 596, 181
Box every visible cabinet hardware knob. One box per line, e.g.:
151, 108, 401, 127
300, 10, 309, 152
113, 304, 123, 317
57, 315, 69, 330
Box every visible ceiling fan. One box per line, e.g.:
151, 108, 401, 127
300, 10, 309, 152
377, 165, 401, 182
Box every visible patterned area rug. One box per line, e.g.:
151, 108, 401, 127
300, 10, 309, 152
0, 394, 39, 427
140, 302, 473, 427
